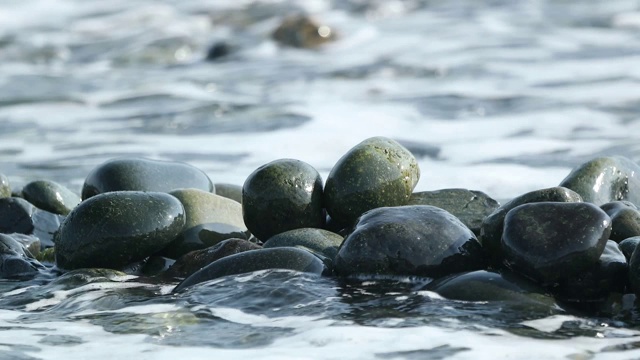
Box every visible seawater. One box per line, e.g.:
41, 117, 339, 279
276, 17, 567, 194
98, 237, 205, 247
1, 0, 640, 358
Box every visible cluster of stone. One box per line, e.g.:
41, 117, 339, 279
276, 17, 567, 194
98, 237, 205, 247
2, 138, 640, 313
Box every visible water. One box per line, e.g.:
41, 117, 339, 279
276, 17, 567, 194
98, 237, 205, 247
1, 0, 640, 358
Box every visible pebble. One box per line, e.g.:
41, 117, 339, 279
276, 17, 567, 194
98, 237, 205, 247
262, 227, 344, 263
600, 201, 640, 242
22, 180, 80, 215
272, 15, 336, 48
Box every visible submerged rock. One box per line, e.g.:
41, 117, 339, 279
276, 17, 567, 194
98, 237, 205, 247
501, 202, 611, 286
335, 205, 485, 278
272, 15, 336, 48
480, 187, 582, 265
9, 233, 40, 257
81, 157, 213, 200
55, 191, 185, 270
600, 201, 640, 242
22, 180, 80, 215
560, 156, 640, 206
262, 227, 344, 263
0, 233, 44, 278
243, 159, 324, 241
324, 137, 420, 227
172, 247, 325, 292
409, 188, 499, 235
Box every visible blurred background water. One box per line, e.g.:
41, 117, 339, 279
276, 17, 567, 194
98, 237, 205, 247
2, 0, 640, 358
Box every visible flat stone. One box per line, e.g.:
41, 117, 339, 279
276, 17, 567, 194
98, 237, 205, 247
22, 180, 80, 215
243, 158, 324, 241
409, 188, 499, 235
81, 157, 213, 200
560, 156, 640, 206
600, 201, 640, 242
480, 187, 582, 265
324, 137, 420, 227
501, 202, 611, 285
172, 247, 325, 292
262, 228, 344, 262
214, 183, 242, 203
335, 205, 485, 278
55, 191, 186, 270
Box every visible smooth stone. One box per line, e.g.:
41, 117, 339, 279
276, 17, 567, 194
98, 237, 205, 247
480, 187, 582, 265
628, 241, 640, 296
555, 240, 628, 302
0, 233, 44, 278
0, 197, 35, 234
502, 202, 611, 285
22, 180, 81, 215
243, 158, 324, 241
600, 201, 640, 242
426, 270, 557, 308
324, 137, 420, 227
32, 208, 64, 249
335, 205, 485, 278
160, 222, 249, 259
0, 174, 10, 198
81, 157, 213, 200
162, 238, 261, 279
560, 156, 640, 206
409, 188, 499, 235
272, 15, 336, 48
262, 228, 344, 261
619, 236, 640, 261
214, 183, 242, 203
172, 247, 325, 292
55, 191, 186, 270
8, 233, 40, 257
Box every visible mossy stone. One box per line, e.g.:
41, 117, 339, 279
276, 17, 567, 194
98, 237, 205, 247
262, 228, 344, 261
243, 158, 324, 241
22, 180, 80, 216
0, 174, 10, 198
600, 201, 640, 242
324, 137, 420, 227
55, 191, 186, 270
214, 183, 242, 203
81, 157, 213, 200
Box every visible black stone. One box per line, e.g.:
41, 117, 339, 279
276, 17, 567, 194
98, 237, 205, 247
335, 205, 485, 278
600, 201, 640, 242
619, 236, 640, 261
0, 197, 35, 234
160, 222, 249, 259
22, 180, 80, 215
205, 42, 233, 61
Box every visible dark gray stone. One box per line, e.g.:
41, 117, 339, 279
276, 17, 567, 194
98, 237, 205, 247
243, 158, 324, 241
172, 247, 325, 292
263, 228, 344, 261
600, 201, 640, 242
560, 156, 640, 206
160, 222, 249, 259
0, 174, 10, 198
480, 187, 582, 265
32, 208, 64, 249
409, 188, 499, 235
55, 191, 186, 270
8, 233, 40, 257
22, 180, 80, 215
502, 202, 611, 285
214, 183, 242, 203
0, 233, 44, 278
619, 236, 640, 261
0, 197, 35, 234
335, 205, 485, 278
324, 137, 420, 227
81, 157, 213, 200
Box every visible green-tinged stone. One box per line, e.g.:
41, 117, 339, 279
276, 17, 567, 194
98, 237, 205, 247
502, 202, 611, 286
243, 158, 324, 241
600, 201, 640, 242
480, 187, 582, 265
324, 137, 420, 227
619, 236, 640, 261
81, 157, 213, 200
9, 233, 40, 257
262, 228, 343, 261
172, 247, 325, 292
0, 174, 10, 198
214, 183, 242, 203
335, 205, 485, 278
560, 156, 640, 206
55, 191, 186, 270
409, 188, 499, 235
22, 180, 80, 215
36, 247, 55, 263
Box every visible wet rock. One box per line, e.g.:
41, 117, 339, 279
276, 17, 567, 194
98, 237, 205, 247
140, 256, 175, 277
36, 247, 55, 264
0, 197, 36, 234
243, 159, 324, 241
409, 188, 499, 235
48, 268, 129, 290
162, 238, 261, 279
502, 202, 611, 286
205, 41, 233, 61
627, 242, 640, 296
325, 137, 420, 228
81, 157, 213, 200
0, 174, 10, 198
172, 247, 325, 292
335, 205, 485, 278
619, 236, 640, 261
480, 187, 582, 265
426, 270, 557, 308
214, 183, 242, 203
0, 233, 44, 278
272, 15, 336, 49
31, 208, 64, 249
8, 233, 40, 257
262, 228, 344, 262
161, 222, 249, 259
600, 201, 640, 242
560, 156, 640, 206
55, 191, 186, 270
556, 240, 628, 302
22, 180, 80, 216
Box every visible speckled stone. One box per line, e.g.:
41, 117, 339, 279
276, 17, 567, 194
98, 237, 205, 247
22, 180, 80, 215
335, 205, 485, 278
0, 174, 10, 198
262, 228, 344, 262
600, 201, 640, 242
619, 236, 640, 261
0, 233, 44, 278
480, 187, 582, 265
214, 183, 243, 204
0, 197, 36, 234
501, 202, 611, 286
55, 191, 186, 270
324, 137, 420, 228
243, 158, 324, 241
409, 188, 499, 236
560, 156, 640, 206
172, 247, 325, 292
81, 157, 214, 200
